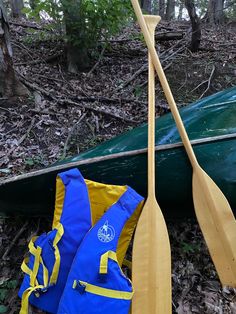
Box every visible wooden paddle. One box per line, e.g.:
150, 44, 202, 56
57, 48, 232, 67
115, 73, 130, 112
132, 15, 172, 314
131, 0, 236, 287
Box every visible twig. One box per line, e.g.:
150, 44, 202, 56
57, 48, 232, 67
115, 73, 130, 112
199, 65, 215, 99
12, 41, 36, 63
7, 118, 35, 156
137, 62, 174, 89
2, 221, 28, 260
113, 63, 147, 92
14, 52, 62, 66
29, 109, 63, 116
27, 218, 41, 242
190, 79, 209, 93
0, 106, 11, 113
9, 21, 44, 30
74, 95, 146, 106
178, 70, 188, 91
34, 73, 66, 83
60, 98, 139, 124
18, 118, 36, 146
87, 45, 106, 76
113, 43, 186, 93
62, 113, 87, 159
162, 45, 185, 63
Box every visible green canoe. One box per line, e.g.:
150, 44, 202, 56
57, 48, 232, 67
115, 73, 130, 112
1, 87, 236, 218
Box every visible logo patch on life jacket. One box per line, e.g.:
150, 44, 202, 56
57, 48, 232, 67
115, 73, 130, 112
97, 220, 115, 243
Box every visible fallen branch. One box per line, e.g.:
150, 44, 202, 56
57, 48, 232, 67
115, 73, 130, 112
199, 65, 215, 99
9, 20, 44, 30
59, 98, 139, 124
62, 113, 87, 159
14, 52, 63, 66
29, 109, 64, 116
87, 45, 106, 76
7, 118, 36, 156
21, 79, 139, 124
74, 95, 146, 106
137, 61, 174, 89
2, 221, 28, 260
113, 63, 147, 92
156, 31, 184, 41
114, 43, 186, 93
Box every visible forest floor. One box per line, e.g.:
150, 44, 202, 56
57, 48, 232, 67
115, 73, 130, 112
0, 17, 236, 313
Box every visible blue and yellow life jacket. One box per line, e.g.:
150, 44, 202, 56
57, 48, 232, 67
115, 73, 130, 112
19, 168, 143, 314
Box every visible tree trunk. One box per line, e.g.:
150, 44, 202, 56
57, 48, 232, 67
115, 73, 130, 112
0, 1, 28, 97
204, 0, 225, 24
178, 0, 184, 19
185, 0, 201, 52
141, 0, 152, 13
10, 0, 25, 18
159, 0, 165, 18
166, 0, 175, 20
61, 0, 90, 73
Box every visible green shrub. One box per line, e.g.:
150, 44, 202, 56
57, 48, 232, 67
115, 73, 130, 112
24, 0, 133, 54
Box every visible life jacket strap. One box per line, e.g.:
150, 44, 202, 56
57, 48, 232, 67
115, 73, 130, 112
20, 223, 64, 313
99, 250, 117, 275
50, 223, 64, 284
70, 250, 133, 300
73, 280, 134, 300
20, 285, 45, 314
21, 257, 49, 287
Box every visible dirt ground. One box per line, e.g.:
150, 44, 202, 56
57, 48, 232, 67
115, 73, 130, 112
0, 18, 236, 313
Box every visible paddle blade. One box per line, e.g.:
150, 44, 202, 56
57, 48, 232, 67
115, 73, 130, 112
193, 167, 236, 287
132, 199, 172, 313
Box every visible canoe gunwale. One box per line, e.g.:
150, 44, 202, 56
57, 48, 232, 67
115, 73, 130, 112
1, 132, 236, 187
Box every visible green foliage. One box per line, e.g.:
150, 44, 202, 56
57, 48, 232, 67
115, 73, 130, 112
63, 0, 133, 51
23, 0, 62, 23
24, 156, 43, 166
0, 305, 8, 314
0, 279, 18, 312
25, 0, 133, 55
181, 241, 201, 254
134, 85, 144, 97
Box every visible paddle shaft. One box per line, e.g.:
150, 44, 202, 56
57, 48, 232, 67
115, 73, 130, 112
131, 0, 198, 169
147, 15, 161, 200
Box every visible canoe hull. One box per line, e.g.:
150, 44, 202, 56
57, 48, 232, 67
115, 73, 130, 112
1, 87, 236, 218
1, 136, 236, 218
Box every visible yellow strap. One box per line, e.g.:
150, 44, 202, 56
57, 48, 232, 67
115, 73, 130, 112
74, 280, 134, 300
20, 285, 44, 314
21, 258, 40, 286
20, 257, 48, 314
21, 258, 31, 276
50, 223, 64, 284
99, 251, 117, 274
21, 257, 48, 287
20, 224, 64, 314
28, 236, 38, 254
27, 223, 64, 286
39, 256, 49, 287
30, 246, 42, 287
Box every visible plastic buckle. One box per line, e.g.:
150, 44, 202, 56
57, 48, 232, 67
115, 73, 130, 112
34, 283, 54, 297
75, 281, 86, 294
